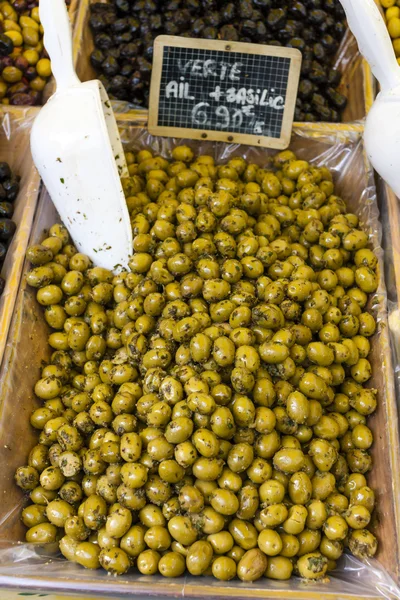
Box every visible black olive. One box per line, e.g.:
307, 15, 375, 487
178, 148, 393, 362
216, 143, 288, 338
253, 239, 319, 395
140, 21, 151, 37
298, 79, 314, 99
164, 0, 180, 10
267, 8, 287, 30
241, 20, 257, 38
0, 185, 5, 201
102, 56, 120, 77
127, 17, 141, 35
3, 178, 19, 202
186, 0, 200, 13
318, 15, 334, 34
287, 37, 306, 52
120, 63, 134, 77
132, 0, 145, 12
143, 43, 154, 61
253, 0, 271, 9
308, 9, 327, 25
89, 14, 108, 33
238, 0, 253, 19
313, 43, 326, 61
252, 9, 263, 21
130, 70, 142, 86
103, 12, 117, 27
191, 18, 205, 36
136, 56, 152, 77
289, 2, 307, 19
0, 242, 6, 262
294, 107, 305, 121
120, 43, 139, 59
0, 33, 14, 57
144, 0, 158, 12
94, 33, 113, 50
115, 0, 130, 14
219, 24, 239, 41
305, 0, 322, 8
314, 104, 331, 120
334, 21, 346, 39
113, 31, 133, 45
174, 9, 191, 29
334, 3, 346, 19
109, 47, 121, 60
111, 18, 129, 33
150, 14, 162, 30
301, 58, 313, 76
0, 202, 13, 219
328, 68, 341, 86
220, 2, 236, 23
0, 277, 5, 296
90, 3, 111, 14
25, 66, 37, 81
326, 87, 347, 109
109, 74, 129, 92
279, 20, 302, 41
0, 163, 11, 182
309, 60, 327, 84
321, 34, 337, 54
323, 0, 336, 11
304, 112, 317, 122
206, 11, 220, 27
302, 26, 316, 42
267, 39, 283, 47
201, 0, 217, 10
203, 26, 218, 39
311, 92, 326, 107
164, 21, 179, 35
0, 219, 16, 241
255, 21, 267, 41
330, 108, 340, 122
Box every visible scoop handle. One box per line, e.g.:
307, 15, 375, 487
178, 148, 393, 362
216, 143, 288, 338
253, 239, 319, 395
339, 0, 400, 91
39, 0, 80, 90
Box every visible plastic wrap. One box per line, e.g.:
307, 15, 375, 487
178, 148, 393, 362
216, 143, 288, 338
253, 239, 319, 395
73, 0, 375, 123
0, 107, 41, 370
0, 119, 399, 599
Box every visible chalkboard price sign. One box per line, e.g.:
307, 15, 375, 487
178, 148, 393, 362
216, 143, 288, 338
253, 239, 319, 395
149, 36, 302, 149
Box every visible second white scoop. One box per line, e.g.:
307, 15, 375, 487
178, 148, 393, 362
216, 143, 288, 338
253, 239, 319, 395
339, 0, 400, 199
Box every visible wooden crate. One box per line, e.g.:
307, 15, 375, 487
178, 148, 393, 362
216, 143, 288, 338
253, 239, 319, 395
0, 106, 41, 369
0, 121, 398, 599
72, 0, 375, 122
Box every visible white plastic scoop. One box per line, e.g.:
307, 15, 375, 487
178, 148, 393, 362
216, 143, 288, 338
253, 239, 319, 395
30, 0, 132, 271
339, 0, 400, 199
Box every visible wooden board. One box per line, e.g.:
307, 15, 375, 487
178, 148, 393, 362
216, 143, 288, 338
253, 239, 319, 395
148, 36, 301, 149
0, 121, 399, 598
72, 0, 375, 123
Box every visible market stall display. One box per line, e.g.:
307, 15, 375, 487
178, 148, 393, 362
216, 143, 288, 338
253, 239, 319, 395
0, 122, 399, 599
0, 0, 399, 598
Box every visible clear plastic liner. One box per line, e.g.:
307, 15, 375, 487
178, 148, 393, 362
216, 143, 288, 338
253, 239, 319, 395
0, 107, 40, 369
0, 119, 399, 600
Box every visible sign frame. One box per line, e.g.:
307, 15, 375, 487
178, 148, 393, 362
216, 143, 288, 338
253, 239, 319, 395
148, 35, 302, 150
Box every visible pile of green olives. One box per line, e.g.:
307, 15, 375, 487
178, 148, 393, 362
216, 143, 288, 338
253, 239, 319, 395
89, 0, 347, 121
15, 146, 379, 582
